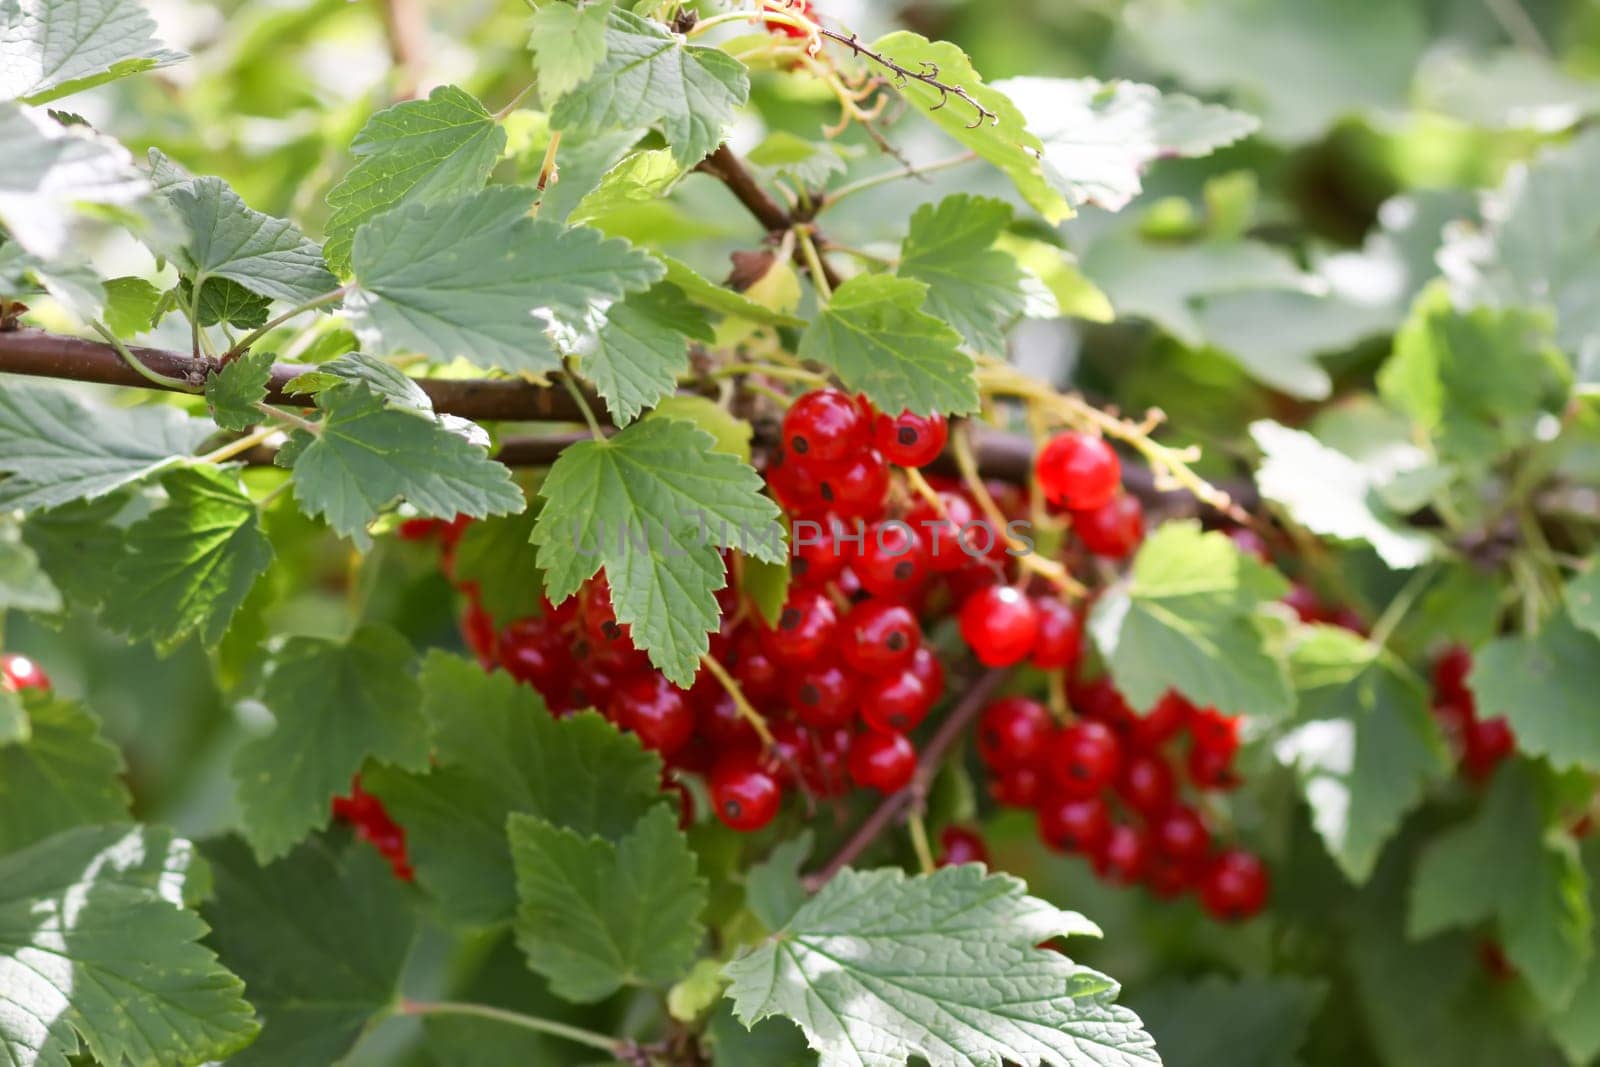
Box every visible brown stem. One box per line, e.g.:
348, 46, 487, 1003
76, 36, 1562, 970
818, 28, 996, 129
802, 666, 1012, 891
695, 145, 844, 291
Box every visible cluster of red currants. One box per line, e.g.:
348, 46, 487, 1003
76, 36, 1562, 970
330, 776, 415, 881
1429, 645, 1514, 783
1036, 430, 1145, 560
761, 0, 816, 38
1, 652, 49, 694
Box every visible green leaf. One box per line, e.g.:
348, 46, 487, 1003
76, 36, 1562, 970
101, 275, 163, 335
898, 194, 1053, 354
0, 529, 61, 614
99, 466, 273, 653
569, 146, 683, 227
363, 652, 665, 924
0, 693, 129, 855
1471, 610, 1600, 773
278, 383, 523, 550
448, 508, 544, 627
581, 282, 712, 424
532, 417, 784, 685
0, 824, 257, 1067
648, 394, 752, 462
233, 625, 428, 861
744, 831, 812, 933
1568, 564, 1600, 640
0, 101, 150, 259
1278, 625, 1450, 882
511, 804, 705, 1002
1131, 976, 1322, 1067
181, 275, 271, 329
660, 254, 804, 327
1410, 761, 1592, 1010
869, 31, 1069, 224
20, 493, 129, 610
1417, 49, 1600, 134
529, 0, 613, 105
994, 76, 1258, 212
551, 7, 748, 167
723, 865, 1158, 1067
1089, 520, 1292, 720
205, 348, 275, 431
1551, 843, 1600, 1065
799, 274, 976, 417
0, 383, 214, 512
201, 834, 417, 1067
323, 84, 506, 275
746, 131, 845, 188
151, 150, 339, 304
1, 0, 184, 105
1250, 420, 1437, 569
347, 186, 662, 375
1380, 285, 1567, 469
0, 690, 24, 747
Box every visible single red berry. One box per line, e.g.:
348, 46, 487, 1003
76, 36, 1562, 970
1283, 583, 1325, 623
977, 696, 1053, 771
1116, 751, 1176, 818
1199, 850, 1270, 921
730, 628, 784, 704
1145, 852, 1202, 897
1432, 644, 1474, 701
782, 388, 867, 464
906, 644, 945, 696
841, 600, 921, 675
873, 409, 949, 468
1072, 676, 1137, 735
0, 653, 50, 693
1151, 805, 1211, 865
1048, 720, 1123, 798
765, 446, 817, 514
907, 491, 986, 573
991, 765, 1046, 808
1093, 823, 1151, 885
1463, 716, 1515, 781
761, 588, 840, 666
610, 673, 694, 757
814, 451, 890, 519
790, 515, 849, 587
1186, 708, 1241, 790
959, 586, 1040, 667
697, 693, 760, 752
498, 617, 575, 697
1071, 494, 1144, 559
848, 729, 916, 793
1037, 793, 1111, 854
710, 754, 782, 832
788, 661, 858, 729
860, 666, 935, 734
854, 521, 929, 600
1029, 597, 1083, 670
937, 825, 990, 868
396, 516, 446, 542
1131, 690, 1192, 750
1035, 432, 1120, 511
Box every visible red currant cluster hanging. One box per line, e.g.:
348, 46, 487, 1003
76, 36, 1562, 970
330, 775, 415, 881
1429, 645, 1514, 783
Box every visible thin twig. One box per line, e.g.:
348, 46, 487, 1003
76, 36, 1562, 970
818, 28, 996, 128
221, 286, 349, 362
694, 145, 844, 291
398, 1000, 619, 1054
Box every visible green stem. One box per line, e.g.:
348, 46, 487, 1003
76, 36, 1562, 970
195, 424, 280, 466
560, 370, 605, 441
907, 810, 935, 875
796, 226, 833, 301
223, 286, 349, 361
397, 999, 620, 1054
711, 362, 827, 385
1366, 563, 1438, 651
254, 401, 321, 436
820, 152, 979, 211
92, 322, 199, 392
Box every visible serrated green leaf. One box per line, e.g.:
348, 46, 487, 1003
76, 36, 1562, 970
744, 831, 812, 932
532, 418, 784, 685
0, 824, 257, 1067
898, 194, 1051, 354
1, 0, 185, 105
448, 507, 544, 626
0, 529, 61, 613
1090, 520, 1292, 720
1131, 976, 1322, 1067
569, 146, 682, 227
660, 254, 804, 327
205, 348, 274, 431
100, 275, 162, 335
181, 274, 271, 328
1410, 761, 1592, 1010
346, 186, 662, 375
279, 383, 522, 550
869, 32, 1069, 224
529, 0, 613, 105
1278, 625, 1449, 882
323, 85, 506, 275
723, 865, 1156, 1067
648, 395, 751, 462
20, 493, 128, 609
799, 274, 976, 417
746, 131, 845, 189
551, 7, 748, 167
233, 625, 427, 861
363, 652, 665, 924
100, 466, 272, 653
201, 834, 416, 1067
0, 693, 129, 854
1250, 420, 1437, 569
150, 150, 339, 305
1568, 564, 1600, 640
1471, 610, 1600, 773
995, 76, 1257, 212
0, 102, 150, 259
0, 383, 214, 512
511, 804, 705, 1002
581, 282, 711, 424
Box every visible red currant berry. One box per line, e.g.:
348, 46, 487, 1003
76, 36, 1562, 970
855, 521, 929, 600
907, 644, 945, 696
814, 451, 890, 519
841, 601, 921, 675
498, 617, 575, 697
848, 729, 916, 793
710, 754, 782, 832
1432, 645, 1474, 701
1092, 823, 1151, 885
790, 515, 849, 587
0, 653, 50, 693
1463, 716, 1515, 781
937, 825, 990, 868
1037, 793, 1111, 854
730, 629, 784, 704
762, 588, 840, 666
873, 409, 949, 468
1048, 720, 1123, 798
782, 388, 867, 464
788, 661, 858, 729
1071, 494, 1144, 559
1131, 691, 1192, 750
1036, 432, 1120, 511
977, 696, 1053, 771
1145, 854, 1201, 898
959, 585, 1040, 667
766, 446, 817, 514
1116, 751, 1176, 818
1199, 850, 1270, 922
1151, 805, 1211, 865
460, 600, 498, 669
1029, 597, 1083, 670
697, 693, 760, 751
991, 765, 1046, 808
861, 663, 935, 734
396, 516, 445, 541
907, 491, 984, 573
610, 673, 694, 757
1283, 583, 1325, 623
1072, 677, 1138, 735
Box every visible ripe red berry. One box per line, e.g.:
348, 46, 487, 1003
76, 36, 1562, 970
1282, 583, 1324, 623
1151, 805, 1211, 865
697, 693, 760, 751
860, 668, 933, 734
790, 515, 849, 587
992, 765, 1046, 808
1432, 644, 1474, 701
1, 653, 50, 693
762, 588, 840, 666
1463, 716, 1515, 781
1131, 691, 1192, 750
1093, 824, 1151, 885
498, 617, 575, 697
1038, 793, 1111, 854
782, 388, 867, 464
814, 451, 890, 519
848, 729, 917, 793
1035, 432, 1120, 511
873, 409, 949, 468
396, 516, 446, 541
1116, 751, 1176, 818
937, 825, 990, 868
730, 629, 784, 704
1072, 676, 1137, 734
855, 521, 929, 600
1071, 494, 1144, 559
1029, 597, 1083, 670
788, 661, 858, 729
907, 491, 984, 573
959, 586, 1040, 667
1048, 720, 1123, 798
841, 601, 920, 675
710, 754, 782, 832
610, 673, 694, 757
1199, 850, 1270, 921
977, 696, 1053, 771
907, 644, 945, 695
